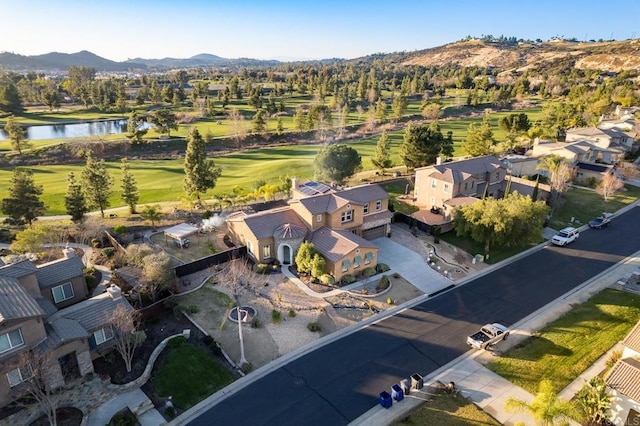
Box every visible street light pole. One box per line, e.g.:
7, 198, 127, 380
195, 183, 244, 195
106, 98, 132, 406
235, 294, 248, 366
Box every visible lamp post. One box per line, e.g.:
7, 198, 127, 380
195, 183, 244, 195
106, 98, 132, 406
234, 294, 248, 366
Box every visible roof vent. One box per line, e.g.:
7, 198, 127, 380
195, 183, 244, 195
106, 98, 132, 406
62, 247, 76, 259
107, 284, 122, 300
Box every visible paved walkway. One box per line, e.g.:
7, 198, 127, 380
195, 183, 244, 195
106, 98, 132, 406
86, 388, 165, 426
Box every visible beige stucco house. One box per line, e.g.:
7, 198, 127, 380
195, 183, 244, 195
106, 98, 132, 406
226, 181, 392, 280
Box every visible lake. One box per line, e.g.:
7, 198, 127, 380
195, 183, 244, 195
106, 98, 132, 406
0, 119, 152, 141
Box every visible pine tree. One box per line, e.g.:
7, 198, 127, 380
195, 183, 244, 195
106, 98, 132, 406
400, 123, 446, 170
81, 151, 114, 218
124, 112, 147, 144
183, 127, 222, 202
252, 109, 267, 134
371, 131, 392, 175
4, 115, 31, 154
276, 117, 284, 135
375, 98, 387, 124
462, 116, 495, 156
120, 158, 139, 214
64, 172, 88, 223
1, 168, 45, 226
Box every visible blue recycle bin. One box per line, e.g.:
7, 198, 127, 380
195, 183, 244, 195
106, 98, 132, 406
379, 390, 392, 409
391, 384, 404, 401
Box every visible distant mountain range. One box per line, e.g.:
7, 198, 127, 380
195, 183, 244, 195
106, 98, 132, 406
0, 50, 282, 72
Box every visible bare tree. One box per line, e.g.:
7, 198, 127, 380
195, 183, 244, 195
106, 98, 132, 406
228, 109, 247, 147
141, 252, 175, 301
536, 155, 574, 216
105, 303, 147, 373
618, 162, 639, 181
596, 174, 624, 201
219, 258, 265, 366
3, 350, 61, 426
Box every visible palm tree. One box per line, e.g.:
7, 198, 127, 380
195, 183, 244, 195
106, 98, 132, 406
505, 379, 579, 426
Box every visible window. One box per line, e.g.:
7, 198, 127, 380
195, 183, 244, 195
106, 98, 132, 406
0, 329, 24, 354
363, 203, 369, 215
443, 184, 449, 192
375, 200, 382, 211
6, 365, 32, 387
93, 327, 114, 346
52, 282, 74, 304
341, 259, 351, 272
354, 255, 362, 268
471, 181, 475, 188
341, 210, 354, 223
364, 252, 374, 264
431, 179, 437, 188
316, 214, 322, 223
263, 245, 271, 260
464, 182, 468, 190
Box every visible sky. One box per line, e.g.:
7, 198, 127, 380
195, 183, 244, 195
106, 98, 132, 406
2, 0, 639, 62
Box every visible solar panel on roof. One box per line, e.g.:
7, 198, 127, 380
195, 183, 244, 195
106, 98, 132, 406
299, 181, 331, 195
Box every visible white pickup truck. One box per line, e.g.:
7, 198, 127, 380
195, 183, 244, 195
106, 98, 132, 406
466, 323, 510, 350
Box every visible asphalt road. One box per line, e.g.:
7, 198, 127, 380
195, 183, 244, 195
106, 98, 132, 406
189, 205, 640, 426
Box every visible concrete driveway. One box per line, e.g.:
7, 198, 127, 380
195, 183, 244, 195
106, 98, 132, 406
373, 237, 451, 295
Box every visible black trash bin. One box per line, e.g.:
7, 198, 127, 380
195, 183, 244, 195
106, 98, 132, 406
401, 379, 411, 395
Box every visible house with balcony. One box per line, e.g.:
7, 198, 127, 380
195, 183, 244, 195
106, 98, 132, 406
0, 249, 131, 408
565, 127, 634, 164
605, 320, 640, 425
226, 180, 392, 280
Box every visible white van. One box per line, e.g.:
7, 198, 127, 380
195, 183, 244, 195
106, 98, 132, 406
551, 227, 579, 246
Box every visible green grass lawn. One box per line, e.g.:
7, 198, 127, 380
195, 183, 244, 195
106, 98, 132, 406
549, 184, 640, 230
487, 288, 640, 394
154, 340, 234, 410
438, 231, 541, 265
380, 179, 419, 215
394, 393, 499, 426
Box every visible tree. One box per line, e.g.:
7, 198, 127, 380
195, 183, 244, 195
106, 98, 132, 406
391, 93, 407, 122
140, 205, 161, 229
462, 117, 495, 156
2, 168, 45, 226
9, 224, 52, 256
441, 130, 454, 159
596, 173, 624, 201
276, 117, 284, 135
499, 113, 531, 134
4, 115, 31, 154
0, 81, 24, 114
311, 254, 326, 279
2, 350, 61, 426
105, 304, 147, 373
421, 103, 442, 120
371, 131, 392, 175
149, 109, 178, 137
536, 155, 574, 216
64, 172, 88, 223
228, 109, 247, 146
618, 162, 639, 181
400, 123, 446, 170
141, 251, 175, 301
42, 89, 60, 111
454, 192, 548, 256
505, 379, 579, 426
252, 109, 267, 134
314, 144, 362, 185
81, 152, 113, 218
375, 98, 388, 123
575, 376, 611, 425
295, 242, 317, 274
183, 127, 222, 201
124, 111, 147, 144
120, 158, 139, 214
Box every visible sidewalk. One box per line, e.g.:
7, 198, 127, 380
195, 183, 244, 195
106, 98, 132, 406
350, 250, 640, 426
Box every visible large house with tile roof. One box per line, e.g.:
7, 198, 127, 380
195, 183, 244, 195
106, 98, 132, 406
605, 320, 640, 425
0, 249, 132, 408
227, 180, 392, 280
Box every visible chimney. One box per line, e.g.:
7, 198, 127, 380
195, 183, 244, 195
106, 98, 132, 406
62, 247, 76, 259
436, 156, 443, 165
291, 177, 299, 190
107, 284, 122, 300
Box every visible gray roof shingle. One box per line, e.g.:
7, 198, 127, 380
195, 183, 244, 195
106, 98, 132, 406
243, 208, 308, 240
336, 184, 389, 205
605, 357, 640, 402
623, 321, 640, 354
46, 318, 89, 347
419, 156, 503, 184
48, 292, 133, 333
0, 275, 44, 323
0, 259, 37, 278
36, 256, 85, 288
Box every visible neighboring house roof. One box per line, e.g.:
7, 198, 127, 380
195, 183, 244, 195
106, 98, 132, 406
47, 291, 132, 333
623, 321, 640, 354
36, 256, 85, 288
45, 317, 89, 348
337, 184, 390, 204
363, 210, 394, 225
605, 357, 640, 402
500, 154, 535, 164
0, 259, 37, 278
311, 227, 377, 263
296, 193, 354, 215
417, 155, 503, 184
0, 275, 44, 323
241, 208, 308, 240
567, 127, 612, 139
444, 196, 479, 208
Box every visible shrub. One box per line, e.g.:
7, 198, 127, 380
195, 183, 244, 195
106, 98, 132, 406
206, 242, 218, 253
209, 341, 222, 356
392, 272, 401, 279
288, 309, 297, 318
188, 305, 199, 314
240, 362, 253, 374
165, 406, 176, 419
91, 238, 101, 248
376, 275, 390, 292
250, 317, 261, 328
376, 263, 390, 273
167, 336, 186, 348
85, 275, 97, 293
320, 274, 335, 285
386, 297, 395, 305
606, 349, 623, 370
113, 224, 127, 235
307, 322, 322, 332
202, 335, 214, 345
271, 310, 282, 323
102, 247, 115, 258
362, 267, 376, 277
341, 274, 356, 285
253, 263, 270, 274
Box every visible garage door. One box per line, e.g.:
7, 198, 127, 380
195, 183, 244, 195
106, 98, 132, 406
362, 225, 386, 240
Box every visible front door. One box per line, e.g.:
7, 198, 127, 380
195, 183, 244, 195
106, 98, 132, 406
283, 245, 291, 264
